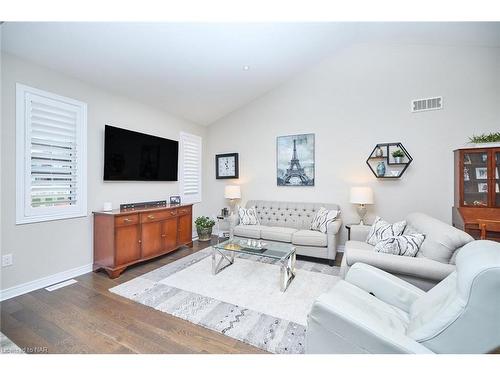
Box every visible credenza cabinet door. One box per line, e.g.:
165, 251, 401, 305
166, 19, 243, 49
177, 214, 192, 245
141, 221, 163, 258
115, 225, 141, 266
162, 217, 178, 252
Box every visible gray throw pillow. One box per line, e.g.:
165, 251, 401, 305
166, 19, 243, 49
374, 233, 425, 257
310, 207, 340, 233
366, 216, 407, 246
238, 206, 260, 225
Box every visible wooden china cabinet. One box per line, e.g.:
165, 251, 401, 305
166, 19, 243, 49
452, 146, 500, 241
93, 204, 193, 278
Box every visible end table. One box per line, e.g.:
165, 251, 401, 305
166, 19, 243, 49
345, 223, 371, 240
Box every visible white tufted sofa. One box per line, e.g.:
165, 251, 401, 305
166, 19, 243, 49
233, 200, 342, 265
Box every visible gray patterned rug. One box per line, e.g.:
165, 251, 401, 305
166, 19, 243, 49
110, 248, 340, 354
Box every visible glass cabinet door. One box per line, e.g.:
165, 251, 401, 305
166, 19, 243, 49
462, 151, 489, 207
495, 151, 500, 207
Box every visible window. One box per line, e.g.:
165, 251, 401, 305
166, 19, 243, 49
16, 84, 87, 224
179, 132, 202, 204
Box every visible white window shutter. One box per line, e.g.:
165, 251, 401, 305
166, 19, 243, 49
179, 132, 202, 204
16, 84, 87, 224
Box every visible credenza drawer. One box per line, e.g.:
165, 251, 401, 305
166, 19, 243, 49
115, 214, 139, 227
178, 206, 192, 216
140, 209, 177, 223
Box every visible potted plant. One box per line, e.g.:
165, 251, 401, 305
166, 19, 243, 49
195, 216, 215, 242
468, 132, 500, 148
392, 149, 405, 163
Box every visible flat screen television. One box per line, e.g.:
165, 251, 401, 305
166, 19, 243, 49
104, 125, 178, 181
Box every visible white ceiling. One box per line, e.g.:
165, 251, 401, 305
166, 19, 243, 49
2, 22, 500, 125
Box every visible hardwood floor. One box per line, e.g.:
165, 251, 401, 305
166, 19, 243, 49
0, 238, 343, 354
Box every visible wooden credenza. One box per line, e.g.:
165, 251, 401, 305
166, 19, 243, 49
93, 204, 193, 278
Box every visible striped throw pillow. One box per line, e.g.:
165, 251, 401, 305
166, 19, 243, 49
238, 206, 260, 225
366, 216, 406, 246
310, 207, 340, 233
374, 233, 425, 257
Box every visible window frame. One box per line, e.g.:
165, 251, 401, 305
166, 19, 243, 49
179, 131, 202, 204
16, 83, 88, 224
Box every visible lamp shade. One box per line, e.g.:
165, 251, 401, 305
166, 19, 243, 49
224, 185, 241, 199
350, 187, 374, 205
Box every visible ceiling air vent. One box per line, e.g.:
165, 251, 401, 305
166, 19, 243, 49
411, 96, 443, 113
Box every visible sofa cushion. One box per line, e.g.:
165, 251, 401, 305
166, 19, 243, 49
260, 226, 298, 242
311, 280, 410, 337
233, 224, 265, 239
366, 217, 407, 246
292, 229, 328, 247
405, 213, 474, 264
247, 200, 340, 230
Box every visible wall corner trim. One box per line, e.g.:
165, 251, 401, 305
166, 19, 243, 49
0, 263, 93, 301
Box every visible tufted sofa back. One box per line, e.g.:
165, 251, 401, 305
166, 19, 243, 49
246, 200, 340, 230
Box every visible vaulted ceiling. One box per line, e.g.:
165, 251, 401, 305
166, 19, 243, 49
3, 22, 500, 125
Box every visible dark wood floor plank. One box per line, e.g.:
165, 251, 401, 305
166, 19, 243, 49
25, 290, 135, 354
1, 237, 331, 354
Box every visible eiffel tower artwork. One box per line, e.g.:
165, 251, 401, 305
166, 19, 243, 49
277, 134, 315, 186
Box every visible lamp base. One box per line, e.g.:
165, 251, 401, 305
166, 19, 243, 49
356, 204, 367, 225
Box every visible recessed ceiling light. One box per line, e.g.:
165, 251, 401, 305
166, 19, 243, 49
243, 65, 250, 71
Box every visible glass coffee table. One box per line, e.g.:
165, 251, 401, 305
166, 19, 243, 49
212, 236, 296, 292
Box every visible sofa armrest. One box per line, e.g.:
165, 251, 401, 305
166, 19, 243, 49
327, 219, 342, 235
345, 248, 455, 281
345, 263, 425, 312
306, 288, 433, 354
326, 219, 342, 261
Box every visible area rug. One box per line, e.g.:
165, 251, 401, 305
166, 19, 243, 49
110, 248, 340, 353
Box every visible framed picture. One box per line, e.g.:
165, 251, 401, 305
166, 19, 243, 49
216, 153, 239, 179
477, 183, 488, 193
464, 167, 470, 181
276, 133, 315, 186
169, 195, 181, 205
475, 167, 488, 180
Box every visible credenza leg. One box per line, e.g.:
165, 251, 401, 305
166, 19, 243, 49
186, 241, 193, 248
105, 267, 126, 279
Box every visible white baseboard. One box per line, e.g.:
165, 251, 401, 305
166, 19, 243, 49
0, 263, 93, 302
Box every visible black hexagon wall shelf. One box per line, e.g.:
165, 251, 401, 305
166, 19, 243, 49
366, 142, 413, 179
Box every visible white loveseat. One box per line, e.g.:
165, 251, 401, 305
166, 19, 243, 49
340, 213, 475, 290
233, 200, 342, 265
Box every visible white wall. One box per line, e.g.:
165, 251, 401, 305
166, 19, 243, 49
0, 27, 3, 290
1, 53, 206, 291
202, 43, 500, 244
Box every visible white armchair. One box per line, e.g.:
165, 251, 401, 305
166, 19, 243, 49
306, 240, 500, 354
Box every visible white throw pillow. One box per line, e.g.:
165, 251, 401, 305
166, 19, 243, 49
310, 207, 340, 233
374, 233, 425, 257
238, 206, 260, 225
366, 216, 406, 246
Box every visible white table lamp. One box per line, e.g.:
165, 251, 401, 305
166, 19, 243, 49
224, 185, 241, 214
350, 187, 374, 225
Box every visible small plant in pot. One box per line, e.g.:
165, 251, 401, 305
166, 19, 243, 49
468, 132, 500, 147
392, 149, 405, 164
195, 216, 215, 242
